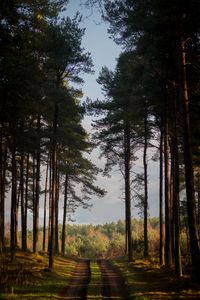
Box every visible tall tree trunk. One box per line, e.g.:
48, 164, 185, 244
170, 152, 175, 260
24, 153, 30, 251
0, 129, 7, 253
15, 188, 20, 248
0, 127, 3, 254
198, 190, 200, 237
49, 103, 58, 269
10, 135, 17, 262
164, 114, 172, 269
33, 115, 41, 253
159, 117, 165, 266
55, 165, 59, 255
178, 27, 200, 281
172, 84, 182, 276
124, 121, 132, 261
62, 173, 68, 255
48, 155, 52, 253
20, 152, 26, 251
32, 155, 35, 248
173, 134, 182, 276
143, 111, 148, 258
43, 157, 49, 251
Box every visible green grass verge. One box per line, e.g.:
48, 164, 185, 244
0, 251, 76, 300
113, 258, 200, 300
87, 260, 102, 300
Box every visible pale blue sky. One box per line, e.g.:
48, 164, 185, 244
64, 1, 160, 224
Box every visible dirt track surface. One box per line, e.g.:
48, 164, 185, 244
60, 259, 90, 300
98, 259, 129, 300
60, 259, 129, 299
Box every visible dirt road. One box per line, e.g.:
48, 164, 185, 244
98, 259, 129, 300
60, 259, 129, 299
60, 259, 90, 300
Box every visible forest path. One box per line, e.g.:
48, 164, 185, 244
59, 259, 129, 299
59, 259, 90, 300
98, 259, 129, 300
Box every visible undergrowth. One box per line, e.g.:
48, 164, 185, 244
0, 250, 76, 299
113, 258, 200, 300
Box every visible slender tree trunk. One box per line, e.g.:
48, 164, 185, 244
0, 128, 3, 254
143, 111, 148, 258
32, 155, 35, 248
49, 103, 58, 269
178, 25, 200, 281
198, 190, 200, 237
0, 129, 7, 253
170, 152, 175, 260
43, 157, 49, 251
159, 118, 165, 266
48, 154, 52, 253
124, 121, 132, 261
55, 166, 59, 255
33, 115, 41, 253
15, 188, 20, 248
20, 152, 26, 251
172, 85, 182, 276
10, 135, 17, 262
173, 135, 182, 276
62, 173, 68, 255
24, 153, 30, 251
164, 114, 172, 269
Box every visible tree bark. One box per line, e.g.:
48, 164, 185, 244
164, 113, 172, 269
43, 157, 49, 251
171, 84, 182, 276
49, 103, 58, 269
0, 127, 3, 254
20, 152, 26, 251
48, 154, 52, 253
62, 173, 68, 255
0, 128, 7, 253
178, 26, 200, 281
143, 110, 148, 258
32, 155, 35, 248
55, 165, 59, 255
10, 135, 17, 262
33, 115, 41, 253
24, 153, 30, 251
198, 190, 200, 237
173, 134, 182, 276
159, 117, 165, 266
124, 121, 132, 261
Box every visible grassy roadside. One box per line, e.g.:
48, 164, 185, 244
113, 258, 200, 300
0, 250, 76, 300
87, 260, 102, 299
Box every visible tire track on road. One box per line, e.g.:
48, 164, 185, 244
60, 259, 90, 300
98, 259, 129, 300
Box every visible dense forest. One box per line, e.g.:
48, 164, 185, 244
7, 218, 191, 260
0, 0, 200, 286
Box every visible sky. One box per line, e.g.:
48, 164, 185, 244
62, 1, 160, 224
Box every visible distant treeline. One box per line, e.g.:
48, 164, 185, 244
4, 218, 190, 259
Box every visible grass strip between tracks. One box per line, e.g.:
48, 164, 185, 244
87, 260, 102, 299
